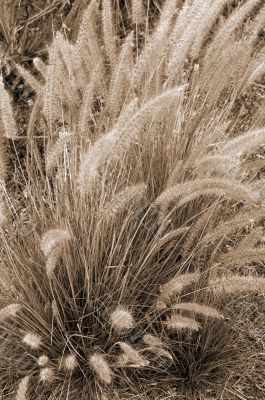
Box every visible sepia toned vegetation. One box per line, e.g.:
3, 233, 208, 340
0, 0, 265, 399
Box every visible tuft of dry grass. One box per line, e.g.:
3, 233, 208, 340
0, 1, 265, 399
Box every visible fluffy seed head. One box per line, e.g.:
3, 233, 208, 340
118, 342, 149, 368
40, 367, 54, 383
89, 353, 112, 384
63, 354, 78, 371
0, 303, 21, 322
172, 302, 224, 319
165, 315, 201, 331
143, 334, 173, 360
160, 272, 201, 301
109, 307, 134, 331
22, 333, 42, 349
16, 375, 30, 400
41, 229, 71, 257
38, 355, 49, 366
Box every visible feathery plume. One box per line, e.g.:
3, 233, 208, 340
45, 244, 64, 280
203, 0, 261, 71
102, 0, 117, 67
33, 57, 47, 76
132, 0, 144, 24
63, 354, 78, 371
156, 227, 190, 249
99, 184, 147, 222
159, 272, 200, 301
143, 334, 173, 360
218, 128, 265, 158
204, 208, 265, 246
172, 302, 224, 319
78, 62, 103, 136
210, 275, 265, 295
165, 314, 201, 331
22, 333, 42, 350
78, 88, 184, 193
109, 307, 134, 332
117, 342, 149, 368
38, 355, 49, 366
16, 376, 30, 400
154, 178, 260, 212
43, 33, 62, 128
15, 64, 43, 94
0, 303, 20, 322
132, 0, 177, 86
41, 229, 71, 257
89, 353, 112, 384
190, 0, 227, 59
0, 75, 18, 138
76, 0, 102, 69
108, 32, 134, 116
45, 130, 73, 176
39, 367, 54, 383
195, 155, 239, 177
167, 0, 209, 82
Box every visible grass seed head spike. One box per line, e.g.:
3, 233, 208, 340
15, 375, 30, 400
172, 302, 224, 319
39, 367, 55, 383
159, 272, 201, 301
117, 342, 149, 368
38, 355, 49, 366
22, 333, 42, 350
109, 307, 134, 332
63, 354, 78, 371
165, 314, 201, 331
89, 353, 112, 384
41, 229, 71, 257
0, 303, 21, 322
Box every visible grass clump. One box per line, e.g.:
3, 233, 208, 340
0, 0, 265, 399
